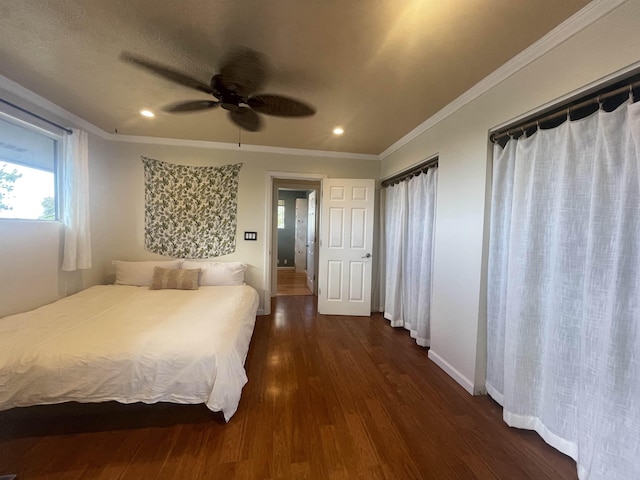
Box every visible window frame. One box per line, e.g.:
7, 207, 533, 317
0, 110, 62, 222
277, 199, 285, 229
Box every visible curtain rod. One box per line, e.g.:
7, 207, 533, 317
490, 79, 640, 143
0, 98, 73, 135
381, 156, 438, 187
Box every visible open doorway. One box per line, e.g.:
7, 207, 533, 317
271, 179, 321, 298
276, 189, 312, 296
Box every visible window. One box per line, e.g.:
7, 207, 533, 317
277, 199, 285, 229
0, 115, 59, 220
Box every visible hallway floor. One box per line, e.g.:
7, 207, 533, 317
277, 268, 312, 296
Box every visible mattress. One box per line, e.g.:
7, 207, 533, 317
0, 284, 259, 421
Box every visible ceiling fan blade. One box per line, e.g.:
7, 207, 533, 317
248, 94, 316, 117
218, 47, 268, 97
120, 52, 212, 94
163, 100, 219, 113
229, 107, 263, 132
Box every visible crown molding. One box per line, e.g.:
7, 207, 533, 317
0, 74, 378, 161
108, 133, 380, 160
379, 0, 629, 160
0, 75, 106, 138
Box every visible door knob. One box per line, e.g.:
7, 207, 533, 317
362, 253, 372, 258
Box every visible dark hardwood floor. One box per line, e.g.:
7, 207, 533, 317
0, 296, 577, 479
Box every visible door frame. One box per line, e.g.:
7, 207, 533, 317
263, 171, 325, 315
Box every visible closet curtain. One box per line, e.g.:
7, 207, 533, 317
61, 129, 92, 271
383, 167, 437, 346
487, 100, 640, 479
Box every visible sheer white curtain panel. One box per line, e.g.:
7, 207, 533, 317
383, 180, 406, 326
61, 129, 92, 271
383, 168, 437, 346
487, 100, 640, 480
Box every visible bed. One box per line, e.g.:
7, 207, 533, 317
0, 261, 259, 422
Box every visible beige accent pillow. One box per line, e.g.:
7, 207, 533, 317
150, 267, 201, 290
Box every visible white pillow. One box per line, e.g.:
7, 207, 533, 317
112, 260, 183, 286
181, 260, 246, 286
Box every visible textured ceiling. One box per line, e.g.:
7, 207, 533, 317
0, 0, 591, 155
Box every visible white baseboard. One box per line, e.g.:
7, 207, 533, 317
428, 350, 475, 395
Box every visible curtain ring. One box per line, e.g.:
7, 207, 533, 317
630, 84, 635, 103
597, 95, 603, 109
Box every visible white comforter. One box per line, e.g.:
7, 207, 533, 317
0, 284, 259, 421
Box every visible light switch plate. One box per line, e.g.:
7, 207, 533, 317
244, 231, 257, 241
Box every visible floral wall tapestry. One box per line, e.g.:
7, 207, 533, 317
142, 156, 242, 258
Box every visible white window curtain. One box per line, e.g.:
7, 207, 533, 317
383, 167, 437, 346
487, 100, 640, 479
61, 129, 92, 271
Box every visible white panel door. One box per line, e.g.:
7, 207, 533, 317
294, 198, 308, 272
318, 179, 374, 316
306, 191, 317, 293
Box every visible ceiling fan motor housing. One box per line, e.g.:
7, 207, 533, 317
211, 74, 244, 112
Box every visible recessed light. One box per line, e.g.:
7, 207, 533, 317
333, 127, 344, 135
140, 109, 155, 118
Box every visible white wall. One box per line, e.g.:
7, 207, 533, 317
0, 85, 110, 317
381, 0, 640, 394
91, 140, 380, 313
0, 97, 379, 317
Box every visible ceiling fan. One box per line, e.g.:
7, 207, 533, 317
120, 47, 316, 132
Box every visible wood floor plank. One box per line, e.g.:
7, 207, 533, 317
276, 269, 312, 296
0, 295, 578, 479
